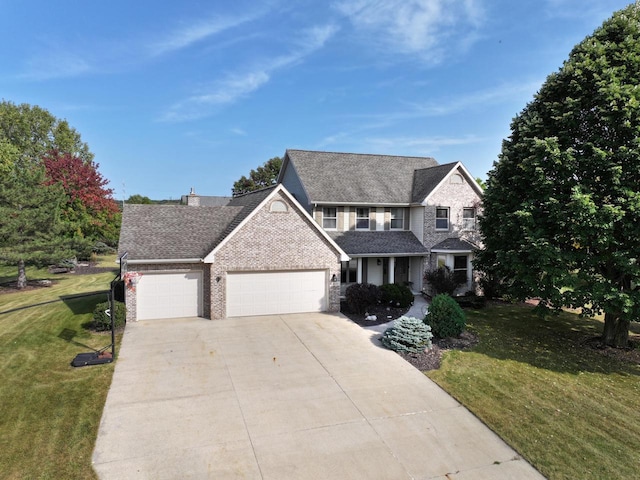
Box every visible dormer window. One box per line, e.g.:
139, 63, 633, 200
356, 208, 370, 230
436, 207, 449, 230
322, 207, 337, 229
390, 208, 404, 230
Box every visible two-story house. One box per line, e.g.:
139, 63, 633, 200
278, 149, 483, 295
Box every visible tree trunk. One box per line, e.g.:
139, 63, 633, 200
602, 312, 630, 348
17, 259, 27, 289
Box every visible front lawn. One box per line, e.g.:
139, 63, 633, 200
427, 303, 640, 480
0, 257, 119, 479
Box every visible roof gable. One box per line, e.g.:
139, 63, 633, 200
204, 184, 349, 262
416, 162, 484, 204
283, 149, 438, 205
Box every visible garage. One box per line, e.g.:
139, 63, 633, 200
136, 271, 203, 320
226, 270, 327, 317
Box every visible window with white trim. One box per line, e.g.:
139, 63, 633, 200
322, 207, 337, 230
390, 208, 404, 230
463, 207, 476, 230
435, 207, 449, 230
356, 208, 370, 230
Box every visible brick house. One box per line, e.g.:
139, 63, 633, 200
119, 185, 348, 321
278, 150, 483, 295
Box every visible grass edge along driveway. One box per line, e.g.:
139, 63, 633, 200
0, 260, 118, 480
428, 303, 640, 480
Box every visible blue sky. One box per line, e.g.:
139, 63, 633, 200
0, 0, 632, 199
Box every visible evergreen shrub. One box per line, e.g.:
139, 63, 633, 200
93, 300, 126, 331
380, 283, 414, 308
380, 316, 433, 353
425, 294, 466, 338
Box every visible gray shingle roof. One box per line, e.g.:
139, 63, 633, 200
411, 162, 459, 203
285, 150, 438, 204
328, 231, 429, 256
118, 204, 244, 260
431, 238, 479, 252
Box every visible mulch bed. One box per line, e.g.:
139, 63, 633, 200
397, 331, 480, 371
341, 302, 480, 371
340, 302, 411, 326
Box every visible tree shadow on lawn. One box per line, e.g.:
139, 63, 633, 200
469, 303, 640, 377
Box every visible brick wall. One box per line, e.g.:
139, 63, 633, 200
209, 190, 342, 319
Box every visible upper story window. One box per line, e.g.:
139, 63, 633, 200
356, 207, 370, 230
322, 207, 337, 230
450, 173, 463, 184
390, 208, 404, 230
435, 207, 449, 230
270, 200, 288, 212
463, 207, 476, 230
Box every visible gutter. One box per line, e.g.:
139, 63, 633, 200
126, 258, 203, 265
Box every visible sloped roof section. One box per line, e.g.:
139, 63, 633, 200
328, 231, 429, 256
431, 238, 479, 252
285, 150, 438, 204
119, 205, 243, 260
411, 162, 459, 203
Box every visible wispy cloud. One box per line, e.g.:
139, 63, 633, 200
318, 131, 482, 155
333, 0, 484, 63
20, 48, 93, 81
161, 24, 339, 122
149, 12, 262, 56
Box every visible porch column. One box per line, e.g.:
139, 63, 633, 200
356, 258, 363, 283
388, 257, 395, 284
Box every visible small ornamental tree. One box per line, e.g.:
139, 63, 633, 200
381, 316, 433, 353
43, 150, 120, 244
425, 294, 466, 338
475, 3, 640, 348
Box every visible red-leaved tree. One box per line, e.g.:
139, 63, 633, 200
43, 150, 120, 246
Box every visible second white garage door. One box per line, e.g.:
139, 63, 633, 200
136, 271, 203, 320
226, 270, 327, 317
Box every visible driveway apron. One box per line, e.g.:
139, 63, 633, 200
92, 313, 545, 479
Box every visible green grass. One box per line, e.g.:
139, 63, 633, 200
427, 303, 640, 480
0, 256, 119, 479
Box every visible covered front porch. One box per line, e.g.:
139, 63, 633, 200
340, 255, 425, 295
327, 230, 429, 295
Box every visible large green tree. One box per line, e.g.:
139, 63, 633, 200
232, 156, 282, 196
0, 163, 74, 287
476, 3, 640, 348
0, 101, 93, 165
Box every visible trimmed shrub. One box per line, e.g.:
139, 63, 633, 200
381, 316, 433, 353
424, 266, 465, 296
479, 273, 504, 300
380, 283, 414, 308
425, 294, 466, 338
345, 283, 380, 314
93, 300, 126, 331
93, 242, 116, 255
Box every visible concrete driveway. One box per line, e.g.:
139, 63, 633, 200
93, 314, 544, 479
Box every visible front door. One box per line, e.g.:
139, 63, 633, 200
394, 257, 409, 285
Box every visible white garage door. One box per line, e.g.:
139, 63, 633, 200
226, 270, 327, 317
136, 271, 202, 320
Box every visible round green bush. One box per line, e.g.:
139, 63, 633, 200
93, 300, 126, 331
380, 283, 414, 308
380, 316, 433, 353
345, 283, 380, 314
425, 294, 466, 338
